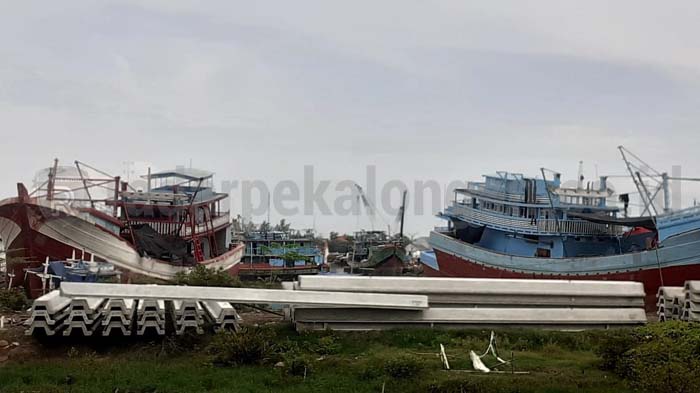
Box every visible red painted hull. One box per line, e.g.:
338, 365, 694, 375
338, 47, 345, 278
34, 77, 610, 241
429, 249, 700, 310
0, 194, 243, 298
233, 263, 320, 277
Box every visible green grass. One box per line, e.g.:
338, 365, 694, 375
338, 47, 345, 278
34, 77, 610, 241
0, 326, 632, 393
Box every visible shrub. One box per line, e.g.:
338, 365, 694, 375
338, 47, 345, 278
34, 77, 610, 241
595, 329, 639, 374
311, 335, 341, 355
208, 328, 276, 366
174, 265, 241, 287
383, 355, 424, 379
620, 322, 700, 393
596, 322, 700, 393
285, 355, 312, 377
0, 288, 30, 311
425, 379, 496, 393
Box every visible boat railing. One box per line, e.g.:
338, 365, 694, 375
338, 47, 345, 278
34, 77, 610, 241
126, 211, 230, 238
245, 246, 321, 257
446, 204, 622, 236
657, 205, 700, 227
183, 213, 230, 237
461, 183, 551, 204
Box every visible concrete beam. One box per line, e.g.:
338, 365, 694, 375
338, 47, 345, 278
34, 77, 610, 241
31, 290, 72, 314
63, 319, 102, 337
297, 276, 645, 298
103, 321, 131, 336
26, 309, 70, 326
25, 320, 65, 336
425, 294, 643, 308
295, 321, 635, 331
685, 281, 700, 294
293, 307, 647, 325
60, 283, 429, 310
136, 320, 165, 336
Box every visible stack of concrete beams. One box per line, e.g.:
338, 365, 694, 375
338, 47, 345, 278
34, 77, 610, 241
25, 291, 71, 336
101, 298, 136, 336
683, 281, 700, 322
656, 282, 700, 322
201, 301, 241, 332
171, 300, 204, 335
656, 287, 684, 321
290, 276, 648, 331
136, 299, 166, 335
25, 282, 428, 337
62, 297, 107, 336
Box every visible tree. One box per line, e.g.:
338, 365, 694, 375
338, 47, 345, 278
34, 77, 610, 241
274, 219, 291, 232
281, 250, 307, 268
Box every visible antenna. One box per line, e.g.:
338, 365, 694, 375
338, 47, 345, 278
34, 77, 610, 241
399, 190, 407, 240
618, 146, 675, 215
540, 168, 561, 234
267, 192, 271, 227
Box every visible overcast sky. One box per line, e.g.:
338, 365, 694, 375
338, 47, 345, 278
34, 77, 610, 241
1, 1, 699, 236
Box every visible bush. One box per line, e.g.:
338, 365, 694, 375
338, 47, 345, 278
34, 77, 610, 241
311, 335, 341, 355
595, 329, 639, 374
208, 328, 276, 366
174, 265, 241, 287
597, 322, 700, 393
285, 355, 312, 377
383, 355, 424, 379
622, 323, 700, 393
0, 288, 29, 311
425, 379, 496, 393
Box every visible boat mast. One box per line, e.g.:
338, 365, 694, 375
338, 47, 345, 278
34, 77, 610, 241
74, 161, 95, 208
540, 168, 561, 234
399, 190, 407, 241
46, 158, 59, 201
619, 146, 675, 215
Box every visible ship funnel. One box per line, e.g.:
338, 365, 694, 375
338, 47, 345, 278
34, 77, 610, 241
599, 176, 608, 192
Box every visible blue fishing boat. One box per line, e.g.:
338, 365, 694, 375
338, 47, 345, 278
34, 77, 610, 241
425, 147, 700, 308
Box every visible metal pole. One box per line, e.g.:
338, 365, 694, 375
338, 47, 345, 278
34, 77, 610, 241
113, 176, 121, 216
399, 190, 407, 240
619, 146, 647, 211
75, 161, 95, 208
662, 173, 670, 213
47, 158, 59, 201
540, 168, 561, 234
637, 172, 659, 217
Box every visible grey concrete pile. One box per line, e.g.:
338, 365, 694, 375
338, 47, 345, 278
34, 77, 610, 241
63, 297, 107, 336
26, 282, 427, 337
656, 286, 684, 321
658, 281, 700, 322
25, 291, 71, 336
136, 299, 166, 335
290, 276, 648, 331
201, 301, 241, 332
171, 300, 203, 335
24, 278, 649, 336
25, 291, 243, 337
101, 298, 135, 336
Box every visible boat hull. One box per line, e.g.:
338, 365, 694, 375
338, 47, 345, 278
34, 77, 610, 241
0, 195, 243, 298
427, 231, 700, 310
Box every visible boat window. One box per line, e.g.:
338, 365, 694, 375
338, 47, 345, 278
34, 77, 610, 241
536, 248, 551, 258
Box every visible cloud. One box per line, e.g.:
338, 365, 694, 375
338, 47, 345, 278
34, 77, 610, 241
0, 1, 699, 235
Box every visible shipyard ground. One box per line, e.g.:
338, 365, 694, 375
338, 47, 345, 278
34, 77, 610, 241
0, 316, 637, 393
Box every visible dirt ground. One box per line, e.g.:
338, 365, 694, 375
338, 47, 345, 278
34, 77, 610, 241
0, 308, 284, 367
0, 311, 41, 365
